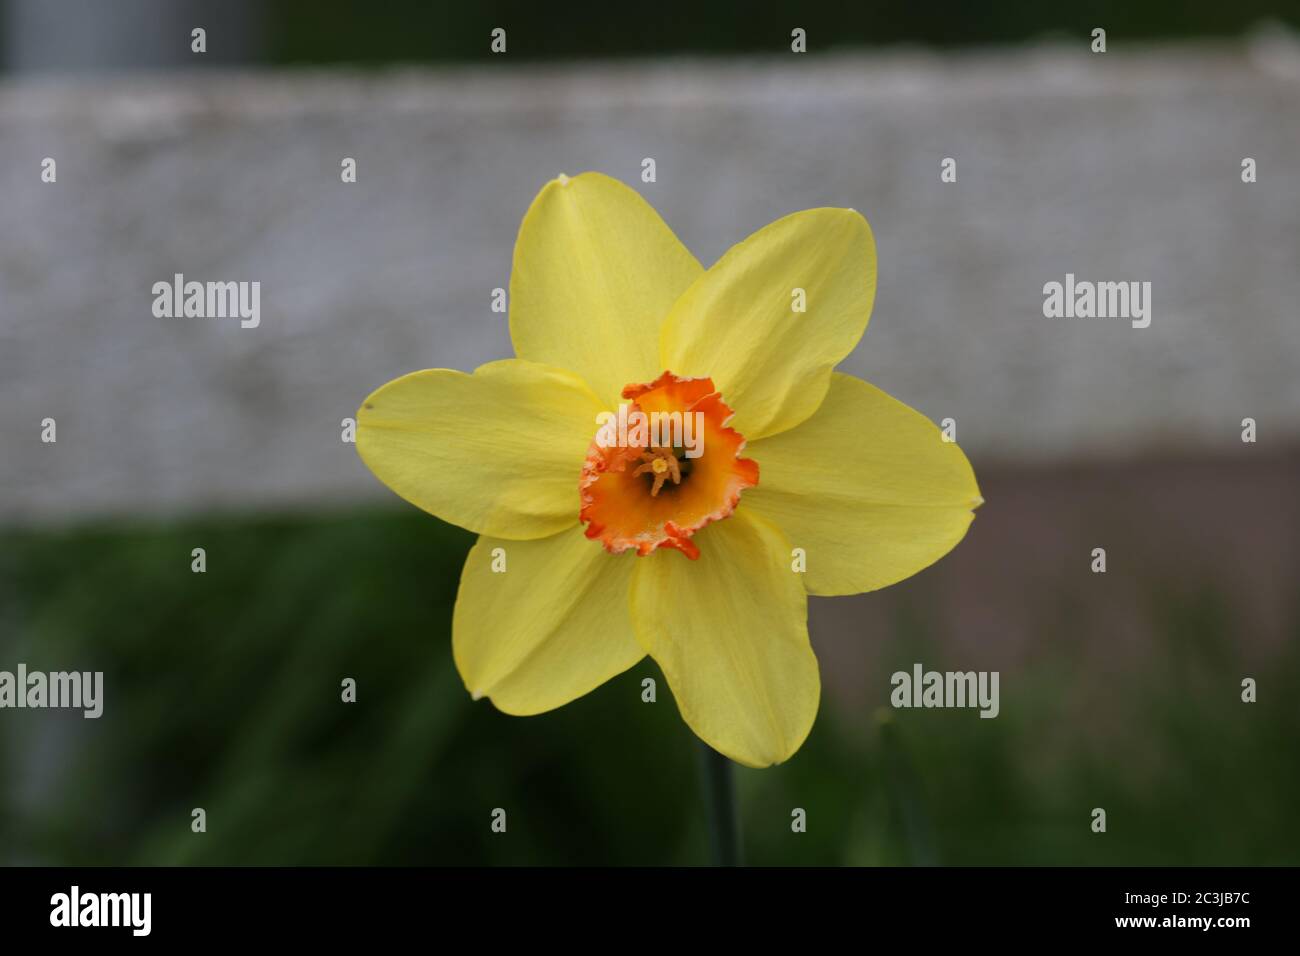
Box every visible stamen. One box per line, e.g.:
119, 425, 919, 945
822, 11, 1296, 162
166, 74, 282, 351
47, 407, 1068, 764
632, 447, 682, 496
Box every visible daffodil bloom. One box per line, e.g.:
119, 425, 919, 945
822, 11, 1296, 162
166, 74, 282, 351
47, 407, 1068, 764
356, 172, 981, 768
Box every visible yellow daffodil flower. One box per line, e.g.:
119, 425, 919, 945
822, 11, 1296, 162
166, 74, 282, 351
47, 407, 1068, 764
356, 172, 981, 768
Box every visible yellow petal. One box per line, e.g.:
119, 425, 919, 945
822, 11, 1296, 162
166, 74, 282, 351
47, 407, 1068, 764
510, 172, 703, 407
744, 373, 981, 596
630, 510, 819, 768
356, 359, 602, 539
660, 207, 875, 439
453, 525, 643, 714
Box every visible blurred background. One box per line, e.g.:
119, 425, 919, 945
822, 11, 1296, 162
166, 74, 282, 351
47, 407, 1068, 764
2, 0, 1299, 865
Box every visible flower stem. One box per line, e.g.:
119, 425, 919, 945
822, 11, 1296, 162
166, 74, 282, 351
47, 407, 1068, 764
697, 740, 742, 866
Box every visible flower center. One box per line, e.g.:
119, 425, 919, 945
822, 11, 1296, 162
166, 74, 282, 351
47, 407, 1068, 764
634, 447, 680, 496
579, 371, 759, 559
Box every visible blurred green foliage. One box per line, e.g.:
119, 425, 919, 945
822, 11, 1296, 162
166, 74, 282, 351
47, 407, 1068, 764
1, 509, 1297, 865
263, 0, 1300, 65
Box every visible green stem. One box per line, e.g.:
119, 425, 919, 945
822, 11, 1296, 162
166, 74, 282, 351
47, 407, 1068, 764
697, 740, 742, 866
